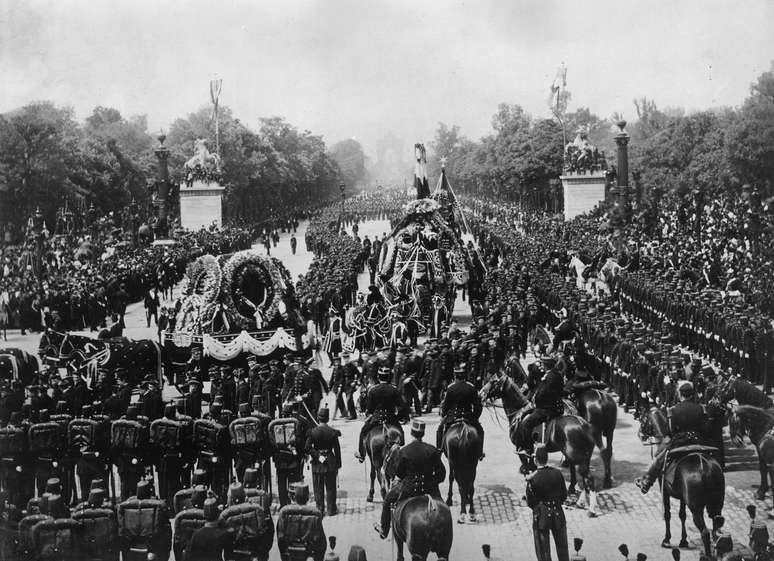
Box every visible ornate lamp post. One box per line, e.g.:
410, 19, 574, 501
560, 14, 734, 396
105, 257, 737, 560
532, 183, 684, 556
152, 134, 171, 239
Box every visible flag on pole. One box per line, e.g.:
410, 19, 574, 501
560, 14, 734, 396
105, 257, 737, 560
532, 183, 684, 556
547, 63, 567, 110
210, 79, 222, 121
414, 143, 430, 199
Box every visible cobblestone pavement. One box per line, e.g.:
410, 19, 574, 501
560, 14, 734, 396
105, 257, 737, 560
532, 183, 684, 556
4, 219, 773, 561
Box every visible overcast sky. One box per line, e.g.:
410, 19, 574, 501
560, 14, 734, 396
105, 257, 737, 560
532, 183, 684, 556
1, 0, 773, 158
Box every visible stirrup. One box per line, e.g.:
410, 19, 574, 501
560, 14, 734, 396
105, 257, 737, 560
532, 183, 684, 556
373, 523, 388, 539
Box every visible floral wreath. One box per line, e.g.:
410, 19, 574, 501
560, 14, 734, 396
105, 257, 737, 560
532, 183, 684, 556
176, 255, 221, 333
221, 250, 289, 330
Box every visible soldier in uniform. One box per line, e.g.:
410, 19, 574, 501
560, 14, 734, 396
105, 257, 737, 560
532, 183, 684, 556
305, 407, 341, 516
27, 408, 64, 497
184, 497, 234, 561
117, 480, 172, 561
219, 482, 275, 561
193, 409, 231, 500
355, 367, 409, 462
517, 357, 565, 460
110, 405, 149, 501
270, 401, 309, 507
330, 354, 357, 420
230, 403, 267, 485
150, 404, 186, 508
69, 403, 111, 502
435, 365, 485, 460
635, 381, 712, 493
374, 419, 445, 539
172, 487, 207, 561
72, 487, 119, 561
0, 411, 29, 508
276, 482, 326, 561
526, 444, 569, 561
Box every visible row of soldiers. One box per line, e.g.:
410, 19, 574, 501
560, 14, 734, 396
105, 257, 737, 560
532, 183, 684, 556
0, 467, 327, 561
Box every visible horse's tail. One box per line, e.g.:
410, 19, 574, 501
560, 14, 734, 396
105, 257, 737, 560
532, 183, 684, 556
698, 455, 725, 515
427, 496, 452, 556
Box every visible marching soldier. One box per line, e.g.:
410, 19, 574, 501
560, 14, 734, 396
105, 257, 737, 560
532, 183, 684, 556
269, 401, 308, 507
276, 482, 326, 561
0, 411, 29, 508
72, 487, 119, 561
185, 497, 235, 561
150, 404, 186, 508
110, 405, 149, 501
117, 480, 172, 561
193, 410, 231, 500
230, 403, 267, 484
50, 401, 75, 504
27, 408, 64, 497
172, 487, 207, 561
174, 397, 196, 488
69, 403, 111, 502
330, 354, 357, 420
219, 482, 275, 561
305, 407, 341, 516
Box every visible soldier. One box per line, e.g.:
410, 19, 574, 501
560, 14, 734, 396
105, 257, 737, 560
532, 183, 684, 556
27, 408, 64, 497
110, 405, 149, 501
117, 480, 172, 561
193, 411, 231, 500
230, 403, 267, 484
269, 402, 308, 507
172, 487, 207, 561
69, 403, 111, 502
305, 407, 341, 516
72, 487, 119, 561
435, 365, 485, 460
50, 401, 75, 505
150, 404, 186, 508
185, 497, 235, 561
219, 482, 275, 561
174, 397, 196, 488
374, 420, 445, 539
0, 411, 30, 509
517, 357, 565, 461
330, 354, 357, 420
355, 367, 409, 463
635, 381, 712, 493
526, 444, 569, 561
276, 482, 326, 561
139, 379, 163, 421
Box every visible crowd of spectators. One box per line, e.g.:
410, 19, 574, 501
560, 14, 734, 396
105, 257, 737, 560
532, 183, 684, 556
0, 219, 253, 336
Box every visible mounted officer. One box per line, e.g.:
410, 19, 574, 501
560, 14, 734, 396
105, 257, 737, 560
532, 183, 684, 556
435, 365, 485, 460
517, 357, 565, 461
374, 419, 445, 539
355, 366, 409, 463
635, 381, 714, 493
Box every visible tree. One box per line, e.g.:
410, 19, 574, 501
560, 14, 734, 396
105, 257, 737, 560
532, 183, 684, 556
328, 139, 367, 189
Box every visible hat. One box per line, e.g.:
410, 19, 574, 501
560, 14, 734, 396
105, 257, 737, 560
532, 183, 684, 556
87, 488, 105, 508
228, 483, 246, 505
243, 468, 259, 488
454, 365, 466, 378
535, 443, 549, 465
203, 497, 219, 521
678, 381, 694, 398
540, 356, 556, 369
192, 469, 208, 486
410, 419, 425, 436
238, 403, 250, 416
317, 407, 330, 423
348, 546, 368, 561
293, 482, 310, 504
378, 366, 391, 381
191, 487, 207, 509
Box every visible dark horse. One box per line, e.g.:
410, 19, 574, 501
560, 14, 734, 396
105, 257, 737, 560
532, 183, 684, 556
729, 405, 774, 507
383, 444, 453, 561
576, 387, 617, 488
39, 328, 162, 386
717, 374, 773, 410
638, 406, 724, 556
442, 420, 482, 523
480, 373, 599, 515
363, 423, 404, 502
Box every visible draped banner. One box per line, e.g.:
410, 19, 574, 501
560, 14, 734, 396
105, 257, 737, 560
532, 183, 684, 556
199, 328, 310, 361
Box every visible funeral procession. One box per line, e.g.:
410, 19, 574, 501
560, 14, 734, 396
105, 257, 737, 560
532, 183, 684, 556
2, 2, 774, 560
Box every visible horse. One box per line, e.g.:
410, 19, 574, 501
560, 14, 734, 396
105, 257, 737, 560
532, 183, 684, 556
716, 374, 773, 410
479, 373, 599, 515
568, 254, 588, 290
574, 386, 618, 488
638, 406, 724, 555
383, 444, 453, 561
39, 328, 162, 386
363, 422, 404, 502
728, 405, 774, 504
443, 419, 482, 523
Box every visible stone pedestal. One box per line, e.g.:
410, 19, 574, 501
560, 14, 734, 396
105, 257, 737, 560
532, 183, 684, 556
560, 171, 606, 221
179, 179, 225, 230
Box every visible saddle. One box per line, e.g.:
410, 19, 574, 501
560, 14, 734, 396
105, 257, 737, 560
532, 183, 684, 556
531, 420, 558, 446
662, 445, 720, 488
391, 494, 436, 543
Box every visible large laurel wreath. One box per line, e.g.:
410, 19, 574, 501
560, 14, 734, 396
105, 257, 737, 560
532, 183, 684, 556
176, 255, 222, 333
220, 250, 288, 330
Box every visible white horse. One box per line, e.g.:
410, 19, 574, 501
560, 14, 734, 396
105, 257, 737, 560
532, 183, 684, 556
568, 255, 588, 290
185, 138, 221, 171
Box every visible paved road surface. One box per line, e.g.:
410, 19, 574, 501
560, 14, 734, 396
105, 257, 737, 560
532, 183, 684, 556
3, 220, 769, 561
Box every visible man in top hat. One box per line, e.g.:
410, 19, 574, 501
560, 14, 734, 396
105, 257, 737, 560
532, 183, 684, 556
355, 366, 409, 463
526, 443, 569, 561
436, 365, 485, 460
374, 419, 445, 539
635, 381, 712, 493
305, 407, 342, 516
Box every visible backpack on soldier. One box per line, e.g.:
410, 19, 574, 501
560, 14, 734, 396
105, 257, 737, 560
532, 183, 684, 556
68, 418, 109, 452
72, 508, 118, 556
27, 422, 62, 454
31, 518, 80, 560
111, 419, 145, 451
268, 418, 297, 449
172, 510, 205, 556
219, 502, 270, 543
0, 425, 26, 456
118, 498, 169, 539
193, 419, 220, 452
149, 418, 182, 450
229, 416, 263, 447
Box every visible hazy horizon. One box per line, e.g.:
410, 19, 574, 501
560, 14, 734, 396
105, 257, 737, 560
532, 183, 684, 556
2, 0, 773, 160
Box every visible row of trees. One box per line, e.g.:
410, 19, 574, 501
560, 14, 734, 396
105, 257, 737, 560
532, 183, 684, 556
0, 103, 369, 235
430, 62, 774, 210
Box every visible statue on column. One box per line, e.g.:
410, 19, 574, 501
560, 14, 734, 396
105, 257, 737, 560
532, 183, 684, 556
183, 139, 222, 187
563, 128, 606, 173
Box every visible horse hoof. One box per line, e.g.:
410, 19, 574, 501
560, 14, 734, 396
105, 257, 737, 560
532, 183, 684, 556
457, 515, 467, 524
446, 498, 453, 507
380, 489, 386, 499
468, 514, 477, 523
756, 490, 767, 500
679, 540, 690, 548
366, 494, 374, 503
603, 477, 613, 489
587, 511, 597, 518
661, 540, 672, 549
